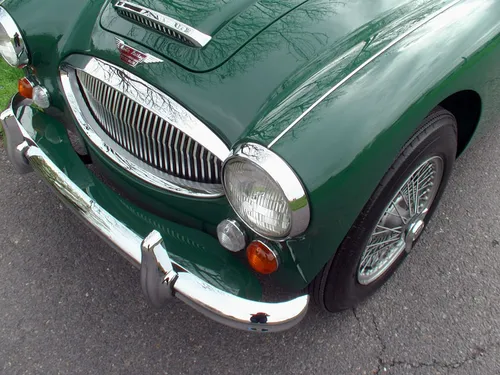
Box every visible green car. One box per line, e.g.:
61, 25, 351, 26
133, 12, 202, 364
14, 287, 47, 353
1, 0, 499, 332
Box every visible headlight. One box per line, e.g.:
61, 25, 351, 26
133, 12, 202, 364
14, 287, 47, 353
0, 7, 29, 67
222, 143, 310, 240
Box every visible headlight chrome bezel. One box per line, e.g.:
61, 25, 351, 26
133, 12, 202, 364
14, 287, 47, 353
222, 143, 310, 241
0, 7, 29, 68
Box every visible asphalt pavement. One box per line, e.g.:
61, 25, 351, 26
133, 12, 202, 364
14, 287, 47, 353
1, 124, 500, 375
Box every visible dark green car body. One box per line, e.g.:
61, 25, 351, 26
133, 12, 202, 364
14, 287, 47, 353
2, 0, 500, 301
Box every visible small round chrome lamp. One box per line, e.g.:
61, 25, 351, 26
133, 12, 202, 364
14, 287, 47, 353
217, 219, 247, 252
32, 85, 51, 109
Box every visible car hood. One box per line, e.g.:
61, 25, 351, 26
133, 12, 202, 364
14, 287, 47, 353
99, 0, 456, 145
100, 0, 308, 72
2, 0, 458, 145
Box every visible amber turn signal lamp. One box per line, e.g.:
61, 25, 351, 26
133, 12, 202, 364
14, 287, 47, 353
246, 241, 279, 275
18, 77, 34, 99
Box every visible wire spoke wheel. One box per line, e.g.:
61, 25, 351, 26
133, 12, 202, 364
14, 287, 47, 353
357, 156, 444, 285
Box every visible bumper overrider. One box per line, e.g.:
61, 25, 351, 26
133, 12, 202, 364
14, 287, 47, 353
1, 94, 309, 332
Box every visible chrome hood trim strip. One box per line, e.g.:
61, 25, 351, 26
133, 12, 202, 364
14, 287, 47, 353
114, 1, 212, 48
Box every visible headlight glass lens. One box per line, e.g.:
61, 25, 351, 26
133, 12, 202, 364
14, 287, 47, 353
0, 7, 28, 67
224, 159, 291, 238
0, 23, 18, 66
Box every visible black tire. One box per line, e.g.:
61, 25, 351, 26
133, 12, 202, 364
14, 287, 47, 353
311, 107, 458, 312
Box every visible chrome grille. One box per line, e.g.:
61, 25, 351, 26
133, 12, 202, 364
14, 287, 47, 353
76, 70, 222, 185
116, 8, 195, 47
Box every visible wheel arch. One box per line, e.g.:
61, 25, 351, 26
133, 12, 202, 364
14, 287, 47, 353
438, 90, 482, 156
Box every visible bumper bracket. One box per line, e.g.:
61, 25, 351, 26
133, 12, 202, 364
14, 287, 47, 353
140, 230, 179, 307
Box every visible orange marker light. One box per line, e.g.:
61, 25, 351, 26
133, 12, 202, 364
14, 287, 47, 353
246, 241, 279, 275
18, 77, 34, 99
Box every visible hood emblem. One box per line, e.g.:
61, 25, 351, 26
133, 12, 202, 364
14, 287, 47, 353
115, 38, 163, 67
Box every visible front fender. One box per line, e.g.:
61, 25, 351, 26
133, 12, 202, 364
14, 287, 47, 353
268, 0, 500, 284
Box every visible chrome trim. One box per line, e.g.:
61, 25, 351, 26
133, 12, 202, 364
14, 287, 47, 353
216, 219, 247, 252
267, 0, 463, 149
222, 143, 310, 240
140, 230, 178, 306
59, 55, 230, 197
0, 6, 29, 67
114, 1, 212, 48
1, 94, 309, 332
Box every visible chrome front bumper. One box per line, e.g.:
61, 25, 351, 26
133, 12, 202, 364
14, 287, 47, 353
1, 94, 309, 332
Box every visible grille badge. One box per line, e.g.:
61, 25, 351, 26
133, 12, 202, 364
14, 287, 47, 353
115, 38, 163, 67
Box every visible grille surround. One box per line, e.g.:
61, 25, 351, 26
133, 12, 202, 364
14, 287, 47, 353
60, 56, 229, 197
77, 70, 222, 185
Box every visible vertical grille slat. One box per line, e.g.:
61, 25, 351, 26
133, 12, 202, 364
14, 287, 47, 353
179, 133, 188, 178
114, 94, 124, 138
129, 102, 140, 156
109, 90, 120, 139
206, 151, 213, 182
124, 98, 135, 152
136, 106, 146, 160
143, 111, 153, 164
150, 116, 160, 167
76, 70, 222, 185
173, 130, 181, 176
214, 159, 220, 182
102, 86, 113, 135
185, 138, 193, 179
199, 148, 206, 181
166, 124, 176, 175
156, 119, 166, 171
192, 142, 200, 181
117, 95, 129, 150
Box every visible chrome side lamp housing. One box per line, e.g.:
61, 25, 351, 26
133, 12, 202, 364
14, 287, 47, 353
222, 143, 310, 241
0, 7, 29, 67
